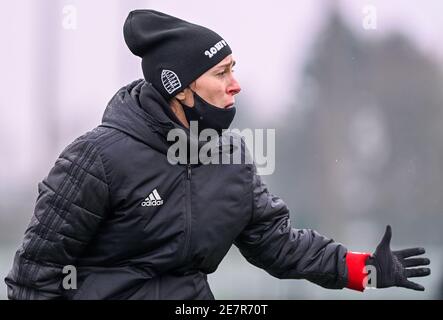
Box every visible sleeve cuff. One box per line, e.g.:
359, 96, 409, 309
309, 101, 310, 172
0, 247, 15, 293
345, 251, 372, 292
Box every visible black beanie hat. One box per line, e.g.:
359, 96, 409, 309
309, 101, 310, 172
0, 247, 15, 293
123, 9, 232, 101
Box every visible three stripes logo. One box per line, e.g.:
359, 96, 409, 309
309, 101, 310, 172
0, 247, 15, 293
161, 69, 182, 95
141, 188, 164, 207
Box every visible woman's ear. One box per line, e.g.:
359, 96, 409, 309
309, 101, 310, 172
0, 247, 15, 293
174, 87, 194, 106
175, 90, 186, 101
175, 87, 194, 101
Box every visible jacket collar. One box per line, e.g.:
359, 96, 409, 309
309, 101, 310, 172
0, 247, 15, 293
101, 79, 219, 160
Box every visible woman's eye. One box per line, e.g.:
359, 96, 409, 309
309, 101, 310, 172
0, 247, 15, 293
217, 68, 234, 77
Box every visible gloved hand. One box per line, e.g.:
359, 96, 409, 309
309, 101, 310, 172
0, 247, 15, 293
366, 225, 431, 291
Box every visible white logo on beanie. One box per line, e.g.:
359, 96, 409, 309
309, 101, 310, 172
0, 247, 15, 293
161, 69, 182, 94
204, 39, 228, 59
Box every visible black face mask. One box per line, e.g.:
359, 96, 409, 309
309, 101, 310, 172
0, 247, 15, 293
179, 90, 236, 134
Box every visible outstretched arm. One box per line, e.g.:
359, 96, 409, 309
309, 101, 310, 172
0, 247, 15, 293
234, 165, 431, 292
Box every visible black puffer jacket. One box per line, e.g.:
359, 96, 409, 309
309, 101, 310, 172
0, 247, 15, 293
5, 79, 349, 299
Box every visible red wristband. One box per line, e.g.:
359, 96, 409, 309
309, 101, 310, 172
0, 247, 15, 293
345, 251, 372, 292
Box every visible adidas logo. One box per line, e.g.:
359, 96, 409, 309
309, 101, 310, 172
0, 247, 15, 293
141, 189, 164, 207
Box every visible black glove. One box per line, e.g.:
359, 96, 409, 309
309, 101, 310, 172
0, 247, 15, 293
366, 225, 431, 291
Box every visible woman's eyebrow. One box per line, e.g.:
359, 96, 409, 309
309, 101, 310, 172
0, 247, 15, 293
215, 60, 236, 70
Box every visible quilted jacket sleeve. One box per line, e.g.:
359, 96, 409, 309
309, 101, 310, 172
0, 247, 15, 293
4, 139, 110, 299
234, 164, 349, 289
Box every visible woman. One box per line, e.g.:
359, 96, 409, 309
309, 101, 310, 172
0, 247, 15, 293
5, 9, 430, 300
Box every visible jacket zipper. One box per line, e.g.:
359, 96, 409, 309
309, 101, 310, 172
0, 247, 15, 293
182, 164, 192, 265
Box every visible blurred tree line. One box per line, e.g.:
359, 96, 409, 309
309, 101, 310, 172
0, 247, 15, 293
267, 10, 443, 247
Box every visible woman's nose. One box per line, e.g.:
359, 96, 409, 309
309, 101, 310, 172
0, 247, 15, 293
228, 77, 241, 95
